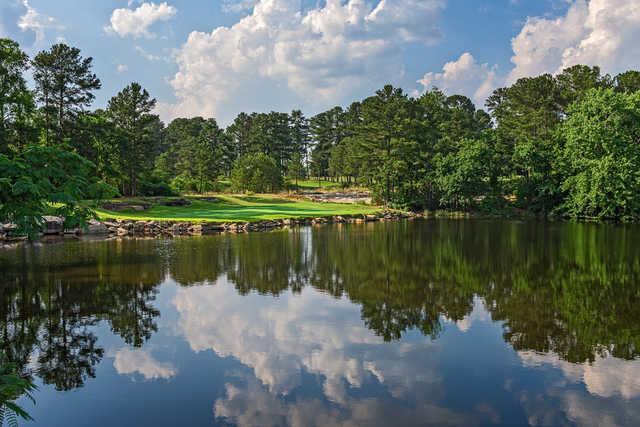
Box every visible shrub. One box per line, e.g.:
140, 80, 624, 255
230, 153, 283, 193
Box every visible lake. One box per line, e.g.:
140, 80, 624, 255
1, 220, 639, 427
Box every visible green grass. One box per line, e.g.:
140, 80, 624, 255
94, 195, 380, 223
290, 179, 343, 190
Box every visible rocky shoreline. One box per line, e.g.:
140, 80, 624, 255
0, 210, 418, 246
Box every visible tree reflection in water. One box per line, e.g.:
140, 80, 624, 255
0, 219, 639, 393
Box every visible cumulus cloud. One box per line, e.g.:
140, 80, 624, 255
417, 53, 499, 107
172, 277, 441, 402
117, 64, 129, 73
160, 0, 444, 123
445, 296, 493, 333
509, 0, 640, 83
105, 2, 177, 39
113, 347, 177, 380
214, 374, 472, 427
17, 0, 64, 45
519, 351, 640, 400
516, 351, 640, 426
221, 0, 260, 14
415, 0, 640, 108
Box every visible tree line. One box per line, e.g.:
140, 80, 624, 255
2, 37, 640, 221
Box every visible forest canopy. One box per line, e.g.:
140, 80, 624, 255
2, 37, 640, 222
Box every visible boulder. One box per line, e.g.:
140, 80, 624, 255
116, 227, 129, 236
188, 224, 203, 235
202, 223, 225, 233
102, 202, 151, 212
42, 216, 64, 235
84, 220, 109, 235
161, 198, 191, 207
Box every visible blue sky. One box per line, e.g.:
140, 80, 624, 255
1, 0, 638, 124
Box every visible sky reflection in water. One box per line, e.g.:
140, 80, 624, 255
1, 220, 639, 426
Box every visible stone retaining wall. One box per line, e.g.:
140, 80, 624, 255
0, 211, 419, 245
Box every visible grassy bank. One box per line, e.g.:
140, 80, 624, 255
94, 195, 380, 223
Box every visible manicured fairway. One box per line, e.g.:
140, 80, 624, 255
95, 195, 380, 222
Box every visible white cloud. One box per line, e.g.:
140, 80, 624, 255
160, 0, 444, 123
113, 347, 177, 380
446, 296, 492, 332
214, 374, 471, 427
509, 0, 640, 82
414, 0, 640, 108
135, 45, 165, 61
520, 351, 640, 400
106, 2, 177, 39
17, 0, 64, 45
417, 53, 499, 107
221, 0, 260, 14
117, 64, 129, 73
172, 276, 441, 402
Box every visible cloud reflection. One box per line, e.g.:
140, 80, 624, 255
113, 347, 177, 380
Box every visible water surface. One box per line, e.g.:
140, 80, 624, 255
1, 220, 639, 426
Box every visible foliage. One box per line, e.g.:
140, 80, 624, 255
4, 36, 640, 224
106, 83, 162, 196
0, 39, 35, 152
230, 153, 283, 193
161, 117, 230, 193
0, 355, 36, 427
558, 89, 640, 220
32, 43, 101, 144
0, 145, 112, 237
434, 138, 492, 210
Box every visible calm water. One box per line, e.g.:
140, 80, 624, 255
1, 220, 640, 427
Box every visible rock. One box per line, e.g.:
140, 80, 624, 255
42, 216, 64, 235
2, 223, 18, 233
188, 224, 203, 235
202, 223, 225, 233
116, 227, 129, 236
200, 197, 220, 203
365, 215, 378, 222
102, 202, 151, 212
84, 220, 109, 235
161, 198, 191, 207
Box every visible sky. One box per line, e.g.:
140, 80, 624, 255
1, 0, 639, 124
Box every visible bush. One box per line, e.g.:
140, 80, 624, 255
138, 173, 176, 197
230, 153, 283, 193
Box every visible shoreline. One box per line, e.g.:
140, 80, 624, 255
0, 210, 417, 247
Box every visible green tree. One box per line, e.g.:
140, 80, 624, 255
32, 44, 101, 144
355, 85, 418, 207
230, 153, 282, 193
106, 83, 162, 196
558, 88, 640, 220
287, 151, 305, 189
310, 107, 345, 179
289, 109, 310, 172
434, 137, 493, 210
487, 74, 564, 212
0, 145, 106, 237
615, 70, 640, 94
0, 39, 35, 152
556, 65, 612, 106
0, 355, 37, 426
164, 117, 229, 193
